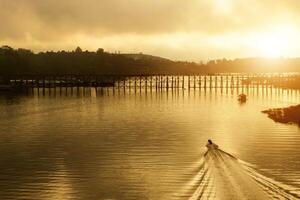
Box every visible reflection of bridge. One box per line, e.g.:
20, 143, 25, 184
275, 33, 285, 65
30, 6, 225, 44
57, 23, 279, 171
5, 73, 300, 90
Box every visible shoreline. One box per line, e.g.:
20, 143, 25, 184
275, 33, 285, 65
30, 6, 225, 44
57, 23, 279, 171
262, 104, 300, 126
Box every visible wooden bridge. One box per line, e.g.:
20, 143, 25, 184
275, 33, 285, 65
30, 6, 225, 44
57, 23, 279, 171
5, 73, 300, 90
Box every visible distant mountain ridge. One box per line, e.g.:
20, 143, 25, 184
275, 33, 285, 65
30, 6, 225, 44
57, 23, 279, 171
1, 46, 300, 75
122, 53, 172, 62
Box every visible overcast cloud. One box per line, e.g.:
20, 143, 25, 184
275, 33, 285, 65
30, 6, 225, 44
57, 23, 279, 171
1, 0, 299, 60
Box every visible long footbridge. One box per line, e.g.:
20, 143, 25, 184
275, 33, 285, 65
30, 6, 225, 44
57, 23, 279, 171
5, 73, 300, 90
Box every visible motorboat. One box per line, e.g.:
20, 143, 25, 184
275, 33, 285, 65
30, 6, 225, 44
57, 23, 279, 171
238, 94, 247, 102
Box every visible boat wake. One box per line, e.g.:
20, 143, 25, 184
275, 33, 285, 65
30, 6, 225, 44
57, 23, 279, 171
182, 149, 299, 200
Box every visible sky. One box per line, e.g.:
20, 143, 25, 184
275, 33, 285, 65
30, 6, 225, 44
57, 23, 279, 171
1, 0, 300, 61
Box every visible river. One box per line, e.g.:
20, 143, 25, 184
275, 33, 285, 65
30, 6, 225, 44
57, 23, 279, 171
0, 86, 299, 199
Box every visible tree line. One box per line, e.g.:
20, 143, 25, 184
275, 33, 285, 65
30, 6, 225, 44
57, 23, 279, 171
1, 45, 300, 76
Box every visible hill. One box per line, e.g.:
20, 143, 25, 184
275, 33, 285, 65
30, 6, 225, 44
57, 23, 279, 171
1, 46, 300, 76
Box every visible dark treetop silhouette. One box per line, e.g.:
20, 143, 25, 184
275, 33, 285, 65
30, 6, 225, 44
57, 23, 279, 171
1, 46, 300, 78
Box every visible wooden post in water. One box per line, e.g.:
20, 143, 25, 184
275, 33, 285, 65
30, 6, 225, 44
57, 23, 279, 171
25, 76, 28, 88
247, 74, 250, 90
241, 75, 245, 93
42, 76, 46, 95
59, 75, 61, 88
53, 75, 57, 93
48, 76, 52, 95
95, 75, 98, 88
199, 76, 201, 89
76, 75, 78, 88
128, 76, 131, 91
145, 76, 148, 91
31, 75, 34, 89
117, 78, 120, 90
53, 76, 55, 91
20, 76, 24, 87
220, 76, 223, 88
215, 75, 218, 88
134, 76, 137, 91
65, 75, 69, 94
139, 76, 142, 91
166, 76, 169, 90
193, 76, 196, 90
123, 77, 126, 92
226, 75, 229, 89
188, 76, 190, 90
36, 76, 40, 93
59, 76, 62, 95
182, 76, 185, 89
42, 76, 45, 88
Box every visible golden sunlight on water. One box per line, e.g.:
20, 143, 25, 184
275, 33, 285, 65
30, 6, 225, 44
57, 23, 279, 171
0, 86, 299, 199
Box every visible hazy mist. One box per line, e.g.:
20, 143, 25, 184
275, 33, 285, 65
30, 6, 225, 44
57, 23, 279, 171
1, 0, 300, 60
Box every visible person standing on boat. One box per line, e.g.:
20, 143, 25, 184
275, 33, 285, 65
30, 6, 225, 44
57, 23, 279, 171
206, 139, 218, 150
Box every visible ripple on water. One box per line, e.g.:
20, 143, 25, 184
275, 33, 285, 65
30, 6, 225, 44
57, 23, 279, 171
0, 87, 299, 199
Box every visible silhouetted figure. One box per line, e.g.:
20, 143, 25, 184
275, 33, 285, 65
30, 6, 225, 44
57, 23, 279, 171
238, 94, 247, 103
206, 139, 218, 150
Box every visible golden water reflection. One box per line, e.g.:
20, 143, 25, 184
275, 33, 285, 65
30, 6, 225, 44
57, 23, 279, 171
0, 86, 299, 199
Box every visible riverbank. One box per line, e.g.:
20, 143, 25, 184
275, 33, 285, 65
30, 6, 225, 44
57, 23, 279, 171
262, 104, 300, 126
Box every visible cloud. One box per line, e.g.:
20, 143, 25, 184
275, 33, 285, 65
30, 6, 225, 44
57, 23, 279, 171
0, 0, 300, 59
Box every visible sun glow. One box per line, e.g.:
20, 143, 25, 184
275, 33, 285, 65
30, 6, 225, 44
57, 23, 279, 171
213, 0, 233, 14
257, 35, 288, 58
248, 25, 298, 58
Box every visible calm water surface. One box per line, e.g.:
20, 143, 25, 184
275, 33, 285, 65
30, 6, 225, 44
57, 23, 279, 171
0, 86, 299, 199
